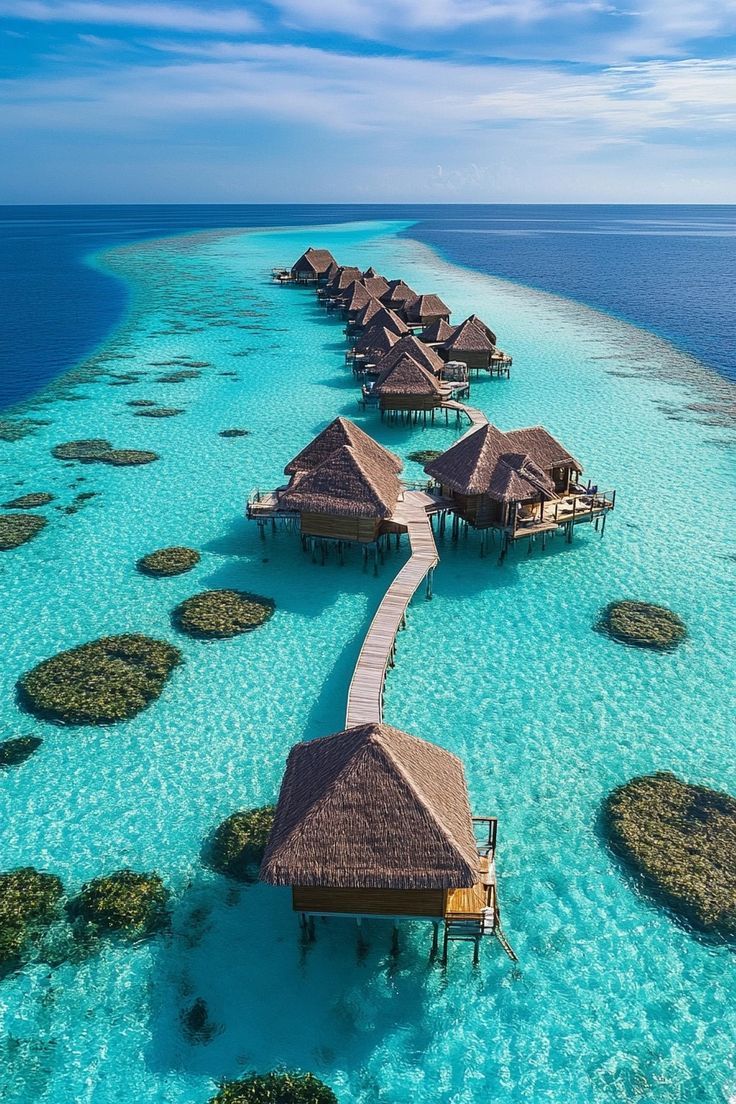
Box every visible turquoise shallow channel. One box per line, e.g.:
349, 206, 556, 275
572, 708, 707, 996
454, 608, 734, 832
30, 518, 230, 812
0, 220, 735, 1104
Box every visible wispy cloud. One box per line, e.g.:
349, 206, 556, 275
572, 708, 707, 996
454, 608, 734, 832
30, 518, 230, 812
0, 0, 259, 34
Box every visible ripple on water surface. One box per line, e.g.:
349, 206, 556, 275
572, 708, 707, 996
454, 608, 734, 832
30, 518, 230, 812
0, 221, 734, 1104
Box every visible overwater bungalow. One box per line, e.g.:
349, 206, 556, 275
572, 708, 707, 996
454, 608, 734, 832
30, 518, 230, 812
247, 416, 404, 552
349, 325, 401, 372
368, 333, 446, 379
404, 294, 451, 327
289, 248, 338, 284
419, 318, 457, 346
363, 274, 390, 299
365, 352, 467, 419
260, 721, 505, 963
349, 300, 408, 338
341, 281, 374, 319
380, 280, 418, 318
440, 318, 511, 377
319, 266, 363, 302
425, 422, 615, 556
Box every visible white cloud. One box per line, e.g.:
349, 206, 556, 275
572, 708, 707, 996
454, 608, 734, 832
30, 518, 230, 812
0, 0, 260, 34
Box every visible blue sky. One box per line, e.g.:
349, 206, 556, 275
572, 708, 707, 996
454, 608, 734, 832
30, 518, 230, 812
1, 0, 735, 202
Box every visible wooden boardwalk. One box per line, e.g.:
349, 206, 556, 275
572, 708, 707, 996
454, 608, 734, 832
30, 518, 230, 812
440, 400, 488, 439
345, 491, 439, 727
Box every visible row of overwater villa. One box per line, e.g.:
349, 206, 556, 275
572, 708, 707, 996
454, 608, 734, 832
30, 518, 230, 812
251, 246, 618, 965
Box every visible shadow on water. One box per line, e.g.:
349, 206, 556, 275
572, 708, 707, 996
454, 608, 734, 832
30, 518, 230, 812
147, 874, 434, 1083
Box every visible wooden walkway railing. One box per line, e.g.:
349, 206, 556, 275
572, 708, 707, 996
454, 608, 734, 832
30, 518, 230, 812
440, 400, 488, 439
345, 491, 439, 727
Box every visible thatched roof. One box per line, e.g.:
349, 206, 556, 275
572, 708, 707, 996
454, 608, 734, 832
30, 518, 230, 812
441, 318, 495, 355
355, 300, 407, 335
373, 353, 444, 397
467, 315, 497, 346
380, 280, 417, 308
291, 248, 336, 276
425, 423, 555, 501
505, 426, 582, 472
363, 275, 390, 299
373, 335, 445, 378
326, 266, 362, 293
420, 319, 456, 345
363, 266, 379, 278
284, 415, 402, 477
279, 443, 402, 519
324, 260, 339, 282
343, 281, 373, 312
354, 325, 401, 358
404, 294, 451, 324
260, 722, 480, 890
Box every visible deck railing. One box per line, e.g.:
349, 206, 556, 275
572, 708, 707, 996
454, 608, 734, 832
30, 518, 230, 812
472, 816, 498, 858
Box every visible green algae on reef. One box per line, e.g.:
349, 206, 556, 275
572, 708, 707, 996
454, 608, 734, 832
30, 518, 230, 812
18, 634, 182, 725
174, 590, 275, 639
52, 439, 113, 462
605, 773, 736, 933
208, 806, 275, 882
51, 439, 159, 466
2, 492, 55, 509
597, 600, 686, 650
0, 513, 47, 551
210, 1072, 338, 1104
0, 735, 42, 769
0, 867, 64, 968
101, 449, 159, 466
69, 869, 168, 935
407, 449, 442, 464
137, 546, 200, 577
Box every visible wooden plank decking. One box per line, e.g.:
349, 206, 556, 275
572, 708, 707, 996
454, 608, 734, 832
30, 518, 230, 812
345, 491, 439, 727
440, 400, 488, 440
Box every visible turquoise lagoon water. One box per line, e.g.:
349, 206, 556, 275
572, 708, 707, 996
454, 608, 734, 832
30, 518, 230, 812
0, 220, 735, 1104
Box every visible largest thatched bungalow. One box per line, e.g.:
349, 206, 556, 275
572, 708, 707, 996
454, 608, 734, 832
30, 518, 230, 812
247, 417, 404, 548
425, 423, 614, 554
260, 721, 501, 961
290, 248, 337, 284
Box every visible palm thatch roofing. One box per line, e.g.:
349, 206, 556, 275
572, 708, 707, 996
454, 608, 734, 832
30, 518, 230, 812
278, 443, 402, 519
343, 281, 373, 312
284, 416, 402, 477
363, 275, 390, 299
363, 266, 379, 278
505, 426, 582, 472
373, 353, 444, 397
326, 266, 362, 293
324, 260, 340, 282
260, 722, 480, 890
373, 335, 445, 378
420, 319, 457, 345
380, 280, 417, 309
467, 314, 497, 346
355, 300, 407, 335
425, 423, 556, 501
291, 248, 337, 276
441, 318, 495, 355
404, 294, 451, 324
354, 325, 401, 358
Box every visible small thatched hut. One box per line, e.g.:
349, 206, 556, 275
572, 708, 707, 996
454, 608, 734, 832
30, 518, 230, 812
322, 266, 362, 299
420, 319, 457, 346
371, 353, 446, 414
380, 280, 418, 318
370, 334, 445, 379
353, 300, 408, 337
404, 294, 451, 327
290, 248, 337, 284
341, 281, 374, 320
504, 426, 582, 494
440, 318, 496, 370
260, 722, 483, 921
425, 423, 557, 530
363, 275, 390, 299
276, 417, 403, 543
352, 325, 401, 363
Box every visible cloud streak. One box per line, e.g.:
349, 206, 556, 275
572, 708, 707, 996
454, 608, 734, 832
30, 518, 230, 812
0, 0, 259, 34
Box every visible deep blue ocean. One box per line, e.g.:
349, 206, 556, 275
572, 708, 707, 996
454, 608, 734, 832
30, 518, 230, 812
1, 204, 735, 409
